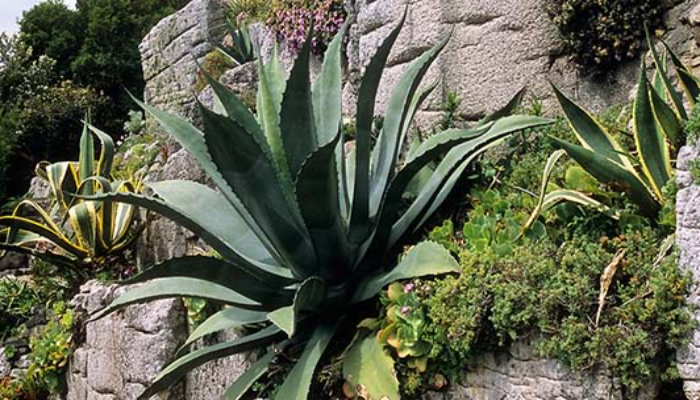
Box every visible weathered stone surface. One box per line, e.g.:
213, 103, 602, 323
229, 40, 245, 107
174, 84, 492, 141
676, 141, 700, 400
139, 0, 225, 120
66, 281, 187, 400
427, 342, 657, 400
197, 61, 259, 111
344, 0, 698, 126
0, 348, 11, 378
184, 329, 254, 400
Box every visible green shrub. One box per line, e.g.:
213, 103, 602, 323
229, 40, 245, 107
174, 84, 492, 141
413, 226, 693, 393
547, 0, 666, 73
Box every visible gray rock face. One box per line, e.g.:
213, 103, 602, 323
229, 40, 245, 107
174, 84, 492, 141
676, 142, 700, 399
427, 342, 657, 400
139, 0, 225, 120
344, 0, 697, 126
66, 281, 187, 400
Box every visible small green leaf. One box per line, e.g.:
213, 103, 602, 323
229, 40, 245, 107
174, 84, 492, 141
342, 334, 399, 400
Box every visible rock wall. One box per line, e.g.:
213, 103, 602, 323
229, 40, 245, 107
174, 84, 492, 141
675, 141, 700, 398
344, 0, 698, 125
427, 342, 657, 400
139, 0, 225, 120
66, 282, 186, 400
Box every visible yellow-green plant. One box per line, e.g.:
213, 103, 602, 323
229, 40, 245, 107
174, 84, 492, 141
0, 120, 142, 271
524, 31, 699, 228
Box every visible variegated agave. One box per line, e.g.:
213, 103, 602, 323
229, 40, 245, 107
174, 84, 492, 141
0, 120, 142, 274
524, 29, 700, 229
91, 14, 550, 400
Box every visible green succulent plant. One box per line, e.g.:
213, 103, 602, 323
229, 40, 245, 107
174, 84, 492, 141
376, 282, 431, 371
0, 120, 142, 274
90, 14, 550, 400
525, 30, 700, 228
216, 19, 256, 66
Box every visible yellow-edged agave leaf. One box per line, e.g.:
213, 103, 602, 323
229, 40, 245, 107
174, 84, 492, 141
661, 39, 700, 107
45, 162, 79, 209
633, 60, 672, 200
79, 119, 96, 195
646, 28, 688, 120
540, 189, 615, 218
649, 78, 682, 148
69, 202, 98, 253
550, 137, 659, 216
521, 149, 566, 233
551, 84, 635, 172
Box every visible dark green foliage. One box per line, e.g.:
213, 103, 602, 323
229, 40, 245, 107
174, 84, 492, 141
0, 0, 188, 200
547, 0, 666, 73
18, 0, 82, 78
414, 225, 693, 393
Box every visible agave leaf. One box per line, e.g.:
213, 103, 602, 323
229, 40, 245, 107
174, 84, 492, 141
522, 149, 566, 232
660, 39, 700, 107
385, 116, 551, 248
281, 34, 317, 177
312, 23, 346, 146
86, 124, 115, 178
199, 104, 316, 278
198, 67, 267, 147
0, 242, 77, 270
269, 276, 326, 337
121, 256, 292, 305
137, 326, 284, 400
68, 203, 97, 255
179, 307, 268, 353
296, 134, 350, 279
274, 321, 339, 400
85, 190, 294, 285
540, 189, 614, 216
646, 28, 687, 120
90, 277, 268, 322
550, 137, 659, 216
370, 34, 451, 218
353, 241, 458, 304
78, 120, 95, 195
649, 76, 682, 148
477, 87, 526, 127
0, 216, 88, 258
342, 333, 400, 400
633, 60, 672, 199
46, 162, 78, 209
257, 50, 292, 191
349, 9, 406, 242
223, 351, 276, 400
149, 180, 275, 265
131, 95, 274, 251
551, 84, 634, 171
312, 23, 348, 219
413, 138, 506, 230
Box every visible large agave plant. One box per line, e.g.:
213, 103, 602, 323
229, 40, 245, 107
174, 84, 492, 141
91, 15, 550, 400
524, 30, 700, 227
0, 120, 142, 273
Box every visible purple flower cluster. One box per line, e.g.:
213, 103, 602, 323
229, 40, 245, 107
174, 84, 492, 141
267, 0, 345, 54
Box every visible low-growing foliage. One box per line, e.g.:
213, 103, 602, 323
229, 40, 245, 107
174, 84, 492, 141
547, 0, 666, 72
408, 226, 693, 394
